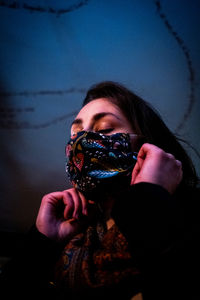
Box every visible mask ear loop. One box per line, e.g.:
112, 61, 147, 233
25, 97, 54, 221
132, 152, 138, 161
129, 133, 146, 153
96, 195, 115, 224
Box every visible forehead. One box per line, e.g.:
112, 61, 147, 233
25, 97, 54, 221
75, 98, 121, 120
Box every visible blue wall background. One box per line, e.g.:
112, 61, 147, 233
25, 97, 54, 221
0, 0, 200, 233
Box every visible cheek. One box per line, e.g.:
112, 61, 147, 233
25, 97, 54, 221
71, 126, 83, 135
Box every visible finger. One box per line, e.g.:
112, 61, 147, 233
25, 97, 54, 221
62, 190, 74, 219
131, 154, 145, 185
137, 143, 152, 159
42, 191, 64, 204
166, 153, 175, 161
78, 191, 88, 216
175, 159, 182, 168
88, 200, 95, 204
137, 143, 163, 160
69, 189, 82, 219
41, 191, 66, 214
167, 153, 175, 160
131, 161, 140, 185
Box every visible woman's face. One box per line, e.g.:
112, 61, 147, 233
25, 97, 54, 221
71, 98, 134, 136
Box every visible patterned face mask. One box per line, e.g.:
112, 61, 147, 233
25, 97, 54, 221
65, 131, 138, 196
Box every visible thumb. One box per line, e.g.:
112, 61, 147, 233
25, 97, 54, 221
131, 156, 145, 185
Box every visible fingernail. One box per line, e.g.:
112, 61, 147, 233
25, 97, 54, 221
88, 200, 95, 204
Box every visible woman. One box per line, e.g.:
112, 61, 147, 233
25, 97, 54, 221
1, 81, 199, 299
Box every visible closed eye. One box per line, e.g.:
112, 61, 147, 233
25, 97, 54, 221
97, 128, 114, 134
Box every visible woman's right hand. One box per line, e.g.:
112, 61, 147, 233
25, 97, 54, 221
36, 188, 90, 242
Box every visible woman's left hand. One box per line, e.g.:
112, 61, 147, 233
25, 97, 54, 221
131, 143, 183, 194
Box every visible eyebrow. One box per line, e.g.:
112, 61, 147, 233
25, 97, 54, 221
71, 112, 121, 127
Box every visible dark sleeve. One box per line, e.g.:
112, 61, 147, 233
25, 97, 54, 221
111, 182, 179, 266
112, 182, 200, 299
0, 225, 64, 294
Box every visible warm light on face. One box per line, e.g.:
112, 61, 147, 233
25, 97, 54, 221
71, 98, 134, 136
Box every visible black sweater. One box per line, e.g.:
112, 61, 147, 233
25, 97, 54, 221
1, 183, 200, 299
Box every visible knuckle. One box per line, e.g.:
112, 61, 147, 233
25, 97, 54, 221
143, 143, 163, 155
42, 193, 51, 201
166, 153, 175, 160
155, 147, 165, 158
176, 159, 182, 166
64, 188, 73, 194
143, 142, 151, 147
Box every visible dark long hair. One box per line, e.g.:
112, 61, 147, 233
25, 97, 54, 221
83, 81, 198, 189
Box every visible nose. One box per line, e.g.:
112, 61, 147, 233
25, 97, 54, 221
81, 120, 94, 132
82, 126, 92, 132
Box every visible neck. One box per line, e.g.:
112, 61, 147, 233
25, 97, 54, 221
97, 194, 115, 221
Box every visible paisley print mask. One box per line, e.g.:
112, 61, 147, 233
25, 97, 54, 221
65, 131, 138, 196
